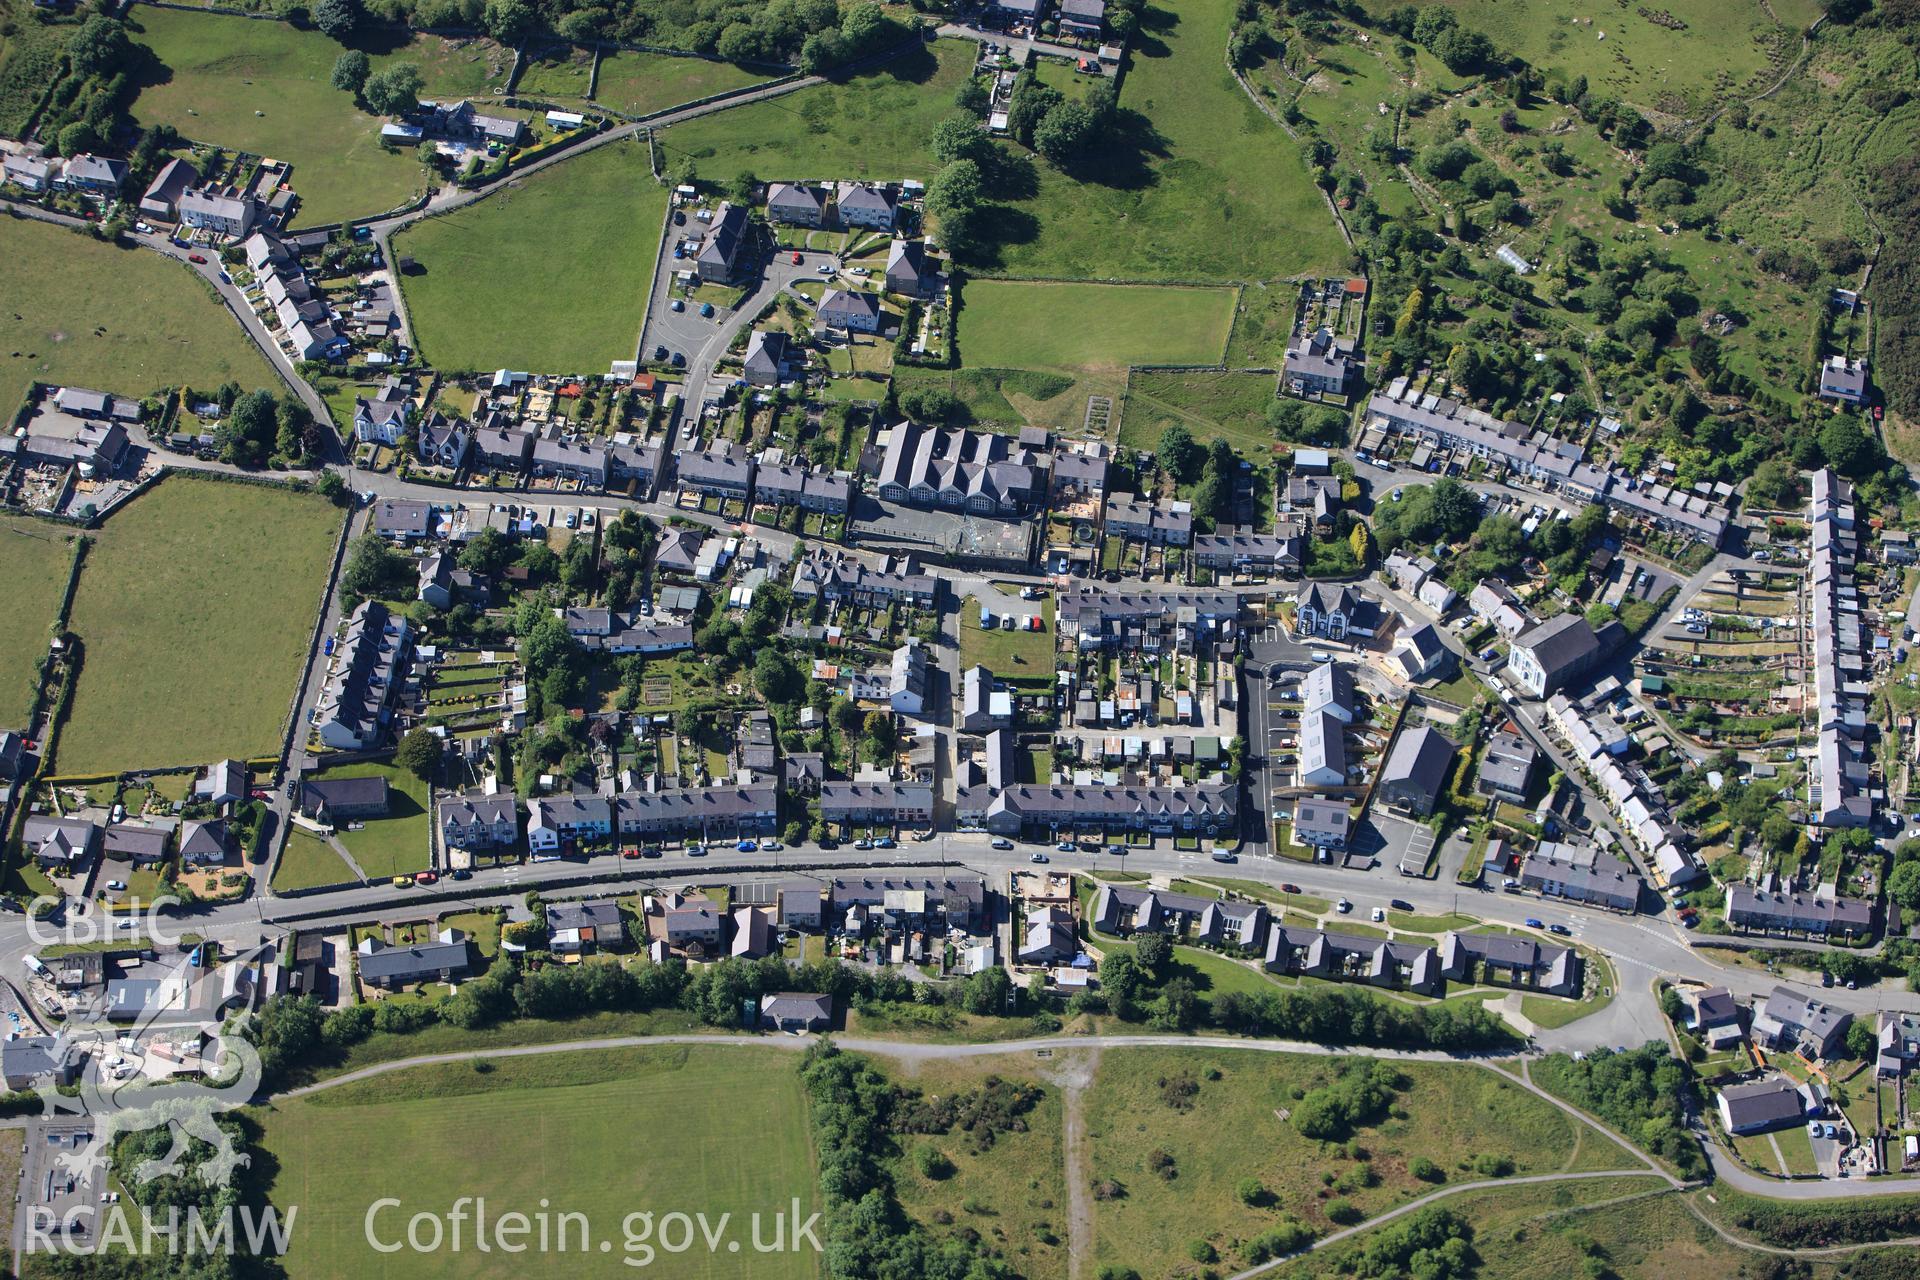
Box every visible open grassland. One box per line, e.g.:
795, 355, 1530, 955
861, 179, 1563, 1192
55, 476, 340, 776
0, 8, 69, 136
0, 518, 73, 728
1352, 0, 1797, 117
378, 31, 514, 99
1265, 1179, 1714, 1280
1084, 1048, 1621, 1277
890, 365, 1082, 432
127, 8, 430, 227
258, 1044, 818, 1280
271, 829, 356, 892
963, 281, 1235, 371
394, 138, 666, 373
662, 39, 970, 182
0, 217, 278, 415
981, 0, 1349, 282
890, 1055, 1068, 1280
1120, 370, 1281, 456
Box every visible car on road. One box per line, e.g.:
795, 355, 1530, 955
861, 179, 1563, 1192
1524, 917, 1544, 929
1030, 853, 1049, 863
1057, 841, 1076, 852
791, 252, 803, 265
642, 846, 662, 858
324, 636, 335, 656
451, 868, 472, 880
817, 838, 838, 850
1547, 923, 1571, 936
187, 253, 207, 264
763, 840, 783, 851
1335, 899, 1352, 913
817, 263, 835, 275
392, 876, 414, 888
991, 838, 1013, 849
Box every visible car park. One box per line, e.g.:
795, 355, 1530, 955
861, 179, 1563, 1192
1335, 899, 1352, 913
1369, 907, 1385, 922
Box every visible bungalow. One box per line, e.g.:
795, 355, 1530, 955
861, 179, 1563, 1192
766, 182, 828, 227
353, 381, 412, 445
743, 329, 796, 387
761, 991, 834, 1032
437, 789, 518, 851
177, 819, 233, 868
420, 99, 525, 146
1718, 1077, 1812, 1136
299, 775, 391, 824
547, 900, 627, 954
696, 201, 751, 285
21, 816, 98, 873
195, 758, 248, 808
138, 157, 200, 220
357, 930, 472, 989
818, 288, 884, 333
103, 823, 170, 868
885, 239, 934, 297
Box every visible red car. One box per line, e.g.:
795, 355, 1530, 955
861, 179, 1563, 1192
1280, 883, 1301, 894
791, 252, 803, 265
621, 847, 642, 860
415, 871, 439, 886
187, 253, 207, 264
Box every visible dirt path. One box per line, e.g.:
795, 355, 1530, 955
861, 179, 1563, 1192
1047, 1046, 1101, 1280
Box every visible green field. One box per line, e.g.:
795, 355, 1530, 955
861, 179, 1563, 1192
0, 518, 73, 729
982, 0, 1349, 282
661, 39, 972, 183
257, 1044, 819, 1279
271, 829, 357, 892
379, 31, 515, 99
1119, 370, 1282, 456
544, 47, 770, 118
0, 217, 279, 416
128, 9, 432, 227
394, 138, 666, 373
1085, 1048, 1625, 1277
1353, 0, 1798, 117
0, 9, 69, 137
53, 476, 341, 776
319, 760, 429, 879
959, 593, 1054, 676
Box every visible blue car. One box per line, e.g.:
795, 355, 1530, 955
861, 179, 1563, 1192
700, 302, 716, 318
1524, 917, 1544, 929
874, 837, 896, 849
736, 840, 758, 852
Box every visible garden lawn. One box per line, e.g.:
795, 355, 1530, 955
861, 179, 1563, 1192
256, 1044, 818, 1280
270, 830, 357, 892
394, 137, 666, 373
127, 7, 430, 227
1119, 369, 1281, 457
587, 49, 772, 117
980, 0, 1348, 282
0, 518, 73, 728
660, 39, 971, 182
0, 217, 278, 416
54, 476, 341, 776
1085, 1047, 1606, 1277
322, 760, 430, 879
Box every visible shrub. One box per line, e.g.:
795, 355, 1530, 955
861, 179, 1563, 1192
915, 1146, 955, 1180
1325, 1197, 1363, 1225
1409, 1156, 1444, 1182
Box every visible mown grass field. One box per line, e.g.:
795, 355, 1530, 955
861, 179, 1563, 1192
959, 593, 1054, 675
0, 518, 73, 729
320, 760, 430, 879
54, 476, 341, 776
0, 217, 278, 416
982, 0, 1349, 282
662, 39, 971, 182
1084, 1048, 1622, 1277
1120, 370, 1281, 456
271, 829, 357, 892
394, 138, 666, 373
127, 7, 430, 227
257, 1044, 819, 1280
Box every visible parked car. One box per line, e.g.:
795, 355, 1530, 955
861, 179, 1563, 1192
1057, 841, 1076, 852
687, 843, 706, 856
700, 302, 716, 318
1389, 899, 1413, 911
763, 841, 783, 851
1369, 907, 1385, 922
642, 846, 662, 858
736, 840, 758, 852
621, 847, 642, 859
671, 299, 685, 311
105, 880, 127, 893
991, 838, 1013, 849
1335, 899, 1352, 913
1030, 853, 1049, 863
875, 837, 896, 849
1280, 883, 1301, 894
450, 868, 472, 880
187, 253, 207, 264
1548, 923, 1571, 936
416, 871, 438, 885
791, 251, 803, 265
392, 876, 414, 888
853, 839, 872, 850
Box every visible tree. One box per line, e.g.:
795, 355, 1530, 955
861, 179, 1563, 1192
483, 0, 537, 43
924, 159, 984, 253
1846, 1018, 1878, 1061
1156, 423, 1199, 480
1820, 417, 1882, 478
930, 115, 991, 168
331, 49, 371, 94
1890, 861, 1920, 911
394, 727, 440, 781
341, 533, 412, 604
961, 965, 1011, 1015
1033, 101, 1098, 168
1745, 456, 1801, 510
66, 16, 133, 78
1133, 931, 1172, 975
754, 649, 803, 706
311, 0, 360, 40
216, 389, 279, 467
1349, 521, 1372, 566
363, 64, 425, 118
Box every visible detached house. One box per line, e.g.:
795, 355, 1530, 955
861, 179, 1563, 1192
1284, 326, 1353, 397
353, 380, 412, 445
761, 991, 834, 1032
417, 417, 471, 470
139, 157, 200, 220
547, 900, 627, 954
177, 819, 233, 868
58, 154, 126, 194
22, 816, 98, 874
3, 153, 53, 192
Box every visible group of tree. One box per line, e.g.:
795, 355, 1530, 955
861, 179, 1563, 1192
1529, 1044, 1705, 1179
1380, 5, 1499, 74
212, 388, 316, 468
40, 15, 148, 158
796, 2, 911, 75
1005, 68, 1117, 169
331, 50, 423, 116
